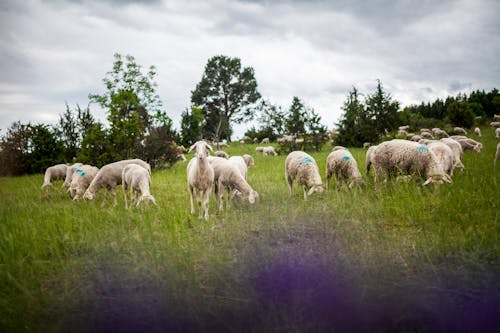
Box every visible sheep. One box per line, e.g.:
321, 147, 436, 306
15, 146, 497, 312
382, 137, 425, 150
285, 151, 324, 200
261, 138, 270, 144
432, 128, 449, 138
420, 128, 431, 134
242, 154, 255, 167
41, 164, 68, 189
253, 138, 259, 143
454, 127, 468, 135
440, 138, 465, 170
494, 114, 500, 121
420, 131, 434, 139
122, 164, 156, 208
70, 165, 99, 200
363, 142, 371, 149
496, 128, 500, 138
262, 146, 278, 156
397, 129, 408, 137
495, 143, 500, 167
177, 154, 187, 162
208, 157, 258, 211
243, 135, 251, 143
325, 147, 362, 189
474, 127, 481, 137
214, 150, 229, 159
255, 146, 265, 153
427, 141, 455, 176
410, 134, 423, 142
450, 136, 482, 153
365, 145, 378, 176
214, 141, 229, 149
82, 159, 151, 204
186, 140, 214, 220
371, 139, 452, 185
332, 145, 347, 151
228, 156, 248, 179
62, 163, 83, 188
398, 125, 410, 131
490, 121, 500, 128
295, 138, 305, 145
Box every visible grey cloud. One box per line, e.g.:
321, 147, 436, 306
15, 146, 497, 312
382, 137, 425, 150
448, 80, 472, 92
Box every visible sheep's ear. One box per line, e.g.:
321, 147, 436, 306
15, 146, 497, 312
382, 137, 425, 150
206, 143, 213, 152
188, 144, 196, 153
423, 177, 434, 186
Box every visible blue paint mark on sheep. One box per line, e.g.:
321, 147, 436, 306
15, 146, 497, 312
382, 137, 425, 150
417, 145, 429, 152
342, 155, 351, 161
302, 157, 314, 164
75, 169, 86, 177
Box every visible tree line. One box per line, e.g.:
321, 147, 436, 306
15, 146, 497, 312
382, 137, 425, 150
1, 52, 499, 176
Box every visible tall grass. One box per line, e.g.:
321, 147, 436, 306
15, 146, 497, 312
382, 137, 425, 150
0, 128, 498, 332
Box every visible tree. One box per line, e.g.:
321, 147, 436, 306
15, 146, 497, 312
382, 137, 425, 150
77, 123, 111, 167
89, 53, 165, 160
58, 102, 80, 161
447, 100, 475, 128
285, 97, 308, 136
180, 105, 205, 146
251, 99, 286, 141
191, 55, 261, 141
365, 79, 400, 135
26, 124, 64, 174
0, 121, 31, 176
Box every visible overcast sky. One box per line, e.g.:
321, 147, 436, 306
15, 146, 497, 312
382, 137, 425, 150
1, 0, 499, 138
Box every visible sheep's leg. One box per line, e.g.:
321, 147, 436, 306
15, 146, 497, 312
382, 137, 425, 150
218, 180, 224, 212
112, 188, 118, 206
286, 176, 293, 195
189, 185, 195, 215
123, 183, 129, 209
302, 185, 308, 200
202, 190, 210, 220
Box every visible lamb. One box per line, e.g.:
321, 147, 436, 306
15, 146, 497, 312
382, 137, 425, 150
228, 156, 248, 179
262, 146, 278, 156
496, 128, 500, 138
285, 151, 324, 200
474, 127, 481, 137
242, 154, 255, 167
208, 157, 258, 211
82, 159, 151, 204
70, 165, 99, 200
186, 140, 215, 220
365, 145, 378, 176
41, 164, 68, 189
495, 143, 500, 167
371, 139, 452, 185
325, 147, 362, 189
214, 150, 229, 159
427, 141, 455, 176
454, 127, 468, 135
440, 138, 465, 170
62, 163, 83, 188
122, 164, 156, 208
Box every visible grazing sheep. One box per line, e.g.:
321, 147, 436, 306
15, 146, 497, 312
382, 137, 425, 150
253, 138, 259, 143
421, 131, 434, 139
427, 141, 455, 176
410, 134, 423, 142
398, 125, 410, 131
214, 141, 229, 149
450, 136, 483, 153
474, 127, 481, 137
432, 128, 449, 138
454, 127, 468, 135
261, 138, 270, 144
243, 135, 252, 143
70, 165, 99, 200
208, 157, 258, 211
295, 138, 305, 145
62, 163, 83, 188
325, 147, 362, 189
242, 154, 255, 167
41, 164, 68, 189
494, 114, 500, 121
186, 141, 214, 220
496, 128, 500, 138
363, 142, 371, 149
239, 140, 245, 145
420, 128, 431, 134
332, 145, 347, 151
285, 151, 324, 200
82, 159, 151, 204
214, 150, 229, 159
122, 164, 156, 208
177, 154, 187, 162
365, 145, 378, 176
440, 138, 465, 170
371, 139, 452, 185
228, 156, 248, 179
397, 129, 408, 137
255, 146, 265, 153
490, 121, 500, 128
495, 143, 500, 166
262, 146, 278, 156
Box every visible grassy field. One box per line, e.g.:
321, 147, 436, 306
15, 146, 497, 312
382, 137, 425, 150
1, 128, 499, 332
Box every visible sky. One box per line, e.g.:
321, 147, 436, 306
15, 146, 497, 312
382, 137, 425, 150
1, 0, 499, 139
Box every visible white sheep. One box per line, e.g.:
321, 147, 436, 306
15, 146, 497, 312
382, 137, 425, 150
325, 147, 362, 189
453, 127, 468, 135
440, 138, 465, 170
398, 125, 410, 131
122, 164, 156, 208
474, 127, 481, 137
427, 141, 455, 176
262, 146, 278, 156
261, 138, 270, 144
295, 138, 305, 145
186, 141, 215, 220
365, 145, 378, 176
82, 159, 151, 204
363, 142, 371, 149
208, 157, 258, 211
214, 150, 229, 159
450, 136, 482, 153
285, 151, 324, 200
371, 139, 452, 185
70, 165, 99, 200
495, 143, 500, 167
177, 153, 187, 162
397, 129, 408, 137
490, 121, 500, 128
494, 114, 500, 121
228, 156, 249, 179
242, 154, 255, 167
432, 128, 449, 138
496, 128, 500, 138
41, 164, 68, 189
255, 146, 265, 153
62, 163, 83, 188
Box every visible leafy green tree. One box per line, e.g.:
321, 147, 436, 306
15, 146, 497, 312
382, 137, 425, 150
180, 105, 205, 146
26, 124, 64, 174
447, 100, 475, 128
89, 53, 164, 160
365, 79, 400, 135
254, 99, 286, 140
77, 123, 111, 167
285, 97, 307, 136
0, 121, 31, 176
191, 55, 261, 141
58, 102, 80, 161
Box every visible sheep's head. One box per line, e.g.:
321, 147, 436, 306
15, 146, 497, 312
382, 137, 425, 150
82, 190, 94, 200
308, 185, 324, 196
423, 174, 452, 186
248, 190, 259, 205
189, 141, 213, 160
137, 195, 157, 207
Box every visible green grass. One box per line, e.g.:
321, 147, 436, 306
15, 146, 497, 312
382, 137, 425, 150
1, 128, 499, 332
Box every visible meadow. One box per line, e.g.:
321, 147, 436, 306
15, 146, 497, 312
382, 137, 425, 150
1, 128, 498, 332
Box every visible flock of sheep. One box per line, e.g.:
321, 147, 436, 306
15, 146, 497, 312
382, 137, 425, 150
40, 121, 500, 219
